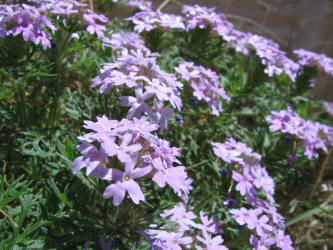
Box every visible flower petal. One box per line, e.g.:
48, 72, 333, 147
118, 151, 132, 163
126, 179, 144, 204
103, 183, 126, 206
132, 166, 152, 179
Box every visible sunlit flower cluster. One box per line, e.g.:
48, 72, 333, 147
93, 34, 183, 132
212, 138, 293, 250
267, 108, 333, 159
144, 203, 228, 249
175, 61, 230, 115
72, 116, 191, 206
5, 1, 333, 248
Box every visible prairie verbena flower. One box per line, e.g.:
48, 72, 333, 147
212, 138, 292, 249
73, 116, 191, 206
126, 10, 185, 33
175, 61, 230, 115
93, 47, 183, 132
267, 108, 333, 159
294, 48, 333, 77
0, 4, 56, 49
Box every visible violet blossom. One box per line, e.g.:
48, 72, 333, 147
72, 116, 191, 205
294, 48, 333, 77
267, 108, 333, 159
93, 48, 183, 132
323, 101, 333, 116
1, 4, 56, 49
212, 138, 293, 249
175, 61, 230, 115
146, 203, 228, 250
101, 154, 151, 206
126, 10, 185, 33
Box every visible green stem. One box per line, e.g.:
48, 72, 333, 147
47, 31, 72, 127
17, 82, 27, 126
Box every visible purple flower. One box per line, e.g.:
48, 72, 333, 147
287, 153, 297, 164
2, 5, 56, 50
102, 133, 142, 163
175, 114, 184, 125
255, 215, 273, 237
249, 235, 270, 250
126, 10, 184, 33
102, 154, 151, 206
251, 166, 275, 202
83, 10, 107, 39
160, 202, 197, 231
196, 229, 228, 250
83, 115, 119, 141
283, 135, 292, 144
120, 85, 153, 119
324, 101, 333, 116
152, 157, 189, 197
175, 61, 230, 115
246, 34, 300, 81
232, 166, 254, 196
182, 4, 225, 31
212, 142, 243, 164
93, 48, 182, 131
274, 229, 294, 250
71, 141, 108, 176
196, 211, 221, 234
104, 31, 148, 55
73, 115, 189, 205
230, 207, 260, 230
227, 198, 237, 208
150, 231, 192, 250
152, 138, 181, 166
50, 1, 83, 15
213, 137, 293, 248
294, 48, 333, 77
151, 99, 173, 133
99, 236, 116, 250
264, 205, 284, 226
127, 0, 152, 11
267, 108, 333, 159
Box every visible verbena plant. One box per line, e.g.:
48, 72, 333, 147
1, 0, 333, 249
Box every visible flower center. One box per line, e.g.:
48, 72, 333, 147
124, 175, 130, 181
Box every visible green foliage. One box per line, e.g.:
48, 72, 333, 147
0, 1, 332, 248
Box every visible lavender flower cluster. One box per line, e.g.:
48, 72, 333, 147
246, 34, 300, 81
212, 138, 293, 250
5, 0, 333, 248
127, 3, 333, 83
181, 5, 301, 82
144, 202, 228, 249
267, 108, 333, 159
0, 0, 109, 49
0, 3, 56, 49
294, 48, 333, 77
126, 10, 185, 33
93, 32, 183, 132
72, 116, 192, 206
175, 61, 230, 115
127, 0, 152, 11
323, 101, 333, 116
71, 2, 332, 248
